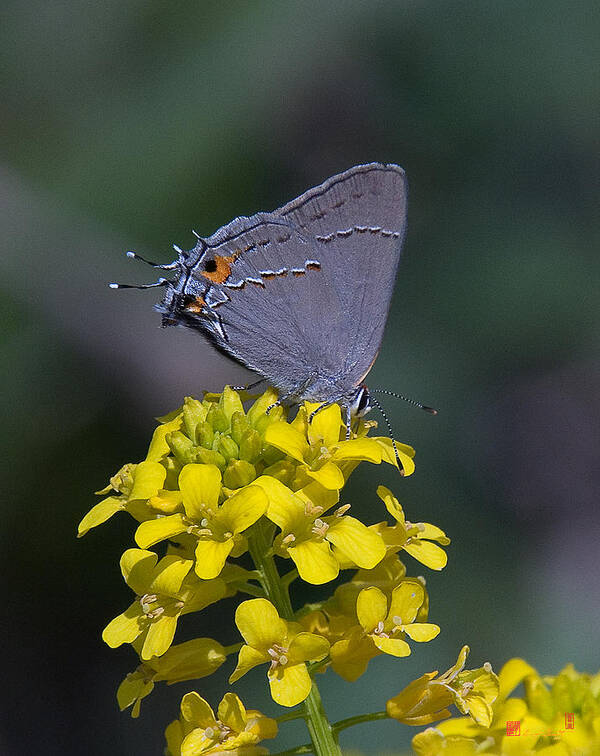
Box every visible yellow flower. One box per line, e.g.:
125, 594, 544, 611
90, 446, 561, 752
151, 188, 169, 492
78, 461, 167, 536
165, 691, 277, 756
230, 599, 329, 707
252, 475, 386, 584
327, 581, 439, 683
134, 463, 268, 579
102, 549, 226, 660
387, 646, 499, 727
116, 637, 227, 718
375, 486, 450, 570
265, 402, 414, 490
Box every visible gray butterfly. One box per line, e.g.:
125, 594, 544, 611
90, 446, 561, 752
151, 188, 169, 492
117, 163, 428, 440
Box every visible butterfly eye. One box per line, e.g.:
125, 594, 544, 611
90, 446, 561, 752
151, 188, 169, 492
203, 259, 218, 273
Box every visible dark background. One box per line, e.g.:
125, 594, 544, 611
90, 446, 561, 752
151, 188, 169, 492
2, 2, 598, 754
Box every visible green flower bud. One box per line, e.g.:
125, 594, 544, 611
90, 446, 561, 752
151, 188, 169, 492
239, 428, 261, 463
207, 404, 229, 433
223, 459, 257, 488
220, 386, 245, 421
230, 412, 249, 445
195, 421, 214, 449
182, 397, 206, 440
193, 447, 226, 470
166, 431, 196, 465
218, 436, 239, 462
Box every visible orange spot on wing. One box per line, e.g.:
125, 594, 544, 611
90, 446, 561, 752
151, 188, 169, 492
185, 296, 205, 313
201, 252, 239, 284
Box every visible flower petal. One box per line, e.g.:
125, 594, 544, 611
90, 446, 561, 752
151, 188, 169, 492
135, 513, 187, 549
252, 475, 305, 530
129, 461, 167, 500
179, 463, 221, 519
264, 422, 309, 463
372, 636, 412, 657
235, 599, 287, 649
356, 587, 388, 631
146, 417, 182, 462
218, 486, 268, 534
388, 582, 425, 626
402, 623, 440, 642
403, 540, 448, 570
305, 461, 345, 490
230, 644, 269, 683
269, 663, 312, 707
102, 603, 144, 648
327, 516, 385, 569
142, 610, 178, 659
332, 438, 383, 463
120, 548, 158, 594
498, 657, 538, 701
181, 691, 217, 728
372, 438, 415, 475
287, 632, 330, 664
217, 692, 247, 733
149, 556, 193, 596
194, 538, 234, 579
77, 496, 123, 537
289, 540, 339, 584
377, 485, 405, 524
307, 403, 342, 448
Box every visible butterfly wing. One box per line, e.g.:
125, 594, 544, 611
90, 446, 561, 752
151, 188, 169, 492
159, 163, 407, 404
276, 163, 407, 389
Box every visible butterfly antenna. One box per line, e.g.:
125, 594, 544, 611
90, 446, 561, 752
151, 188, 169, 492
126, 250, 181, 270
108, 277, 170, 290
370, 388, 438, 415
368, 394, 405, 475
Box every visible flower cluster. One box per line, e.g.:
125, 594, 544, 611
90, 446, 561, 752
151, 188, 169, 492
409, 658, 600, 754
80, 386, 531, 755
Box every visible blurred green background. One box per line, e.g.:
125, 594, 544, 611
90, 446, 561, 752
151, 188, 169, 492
2, 1, 598, 754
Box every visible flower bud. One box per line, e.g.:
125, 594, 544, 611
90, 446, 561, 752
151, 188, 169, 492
182, 397, 206, 440
166, 431, 196, 465
524, 675, 554, 722
223, 459, 257, 488
195, 421, 214, 449
218, 436, 239, 462
239, 428, 261, 463
230, 412, 249, 445
207, 404, 229, 432
193, 447, 226, 470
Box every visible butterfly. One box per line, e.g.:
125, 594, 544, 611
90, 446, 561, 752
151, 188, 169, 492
115, 163, 434, 448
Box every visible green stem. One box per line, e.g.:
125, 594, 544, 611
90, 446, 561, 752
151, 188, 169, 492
303, 682, 341, 755
236, 582, 266, 598
332, 710, 389, 733
276, 707, 306, 724
222, 642, 243, 656
248, 519, 341, 756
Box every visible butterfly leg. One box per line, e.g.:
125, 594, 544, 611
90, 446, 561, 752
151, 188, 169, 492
344, 404, 352, 440
308, 402, 332, 424
230, 378, 266, 391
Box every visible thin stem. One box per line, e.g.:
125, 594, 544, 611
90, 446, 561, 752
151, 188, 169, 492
247, 519, 341, 756
276, 707, 306, 724
221, 642, 243, 656
332, 710, 389, 733
235, 582, 266, 598
269, 745, 313, 756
